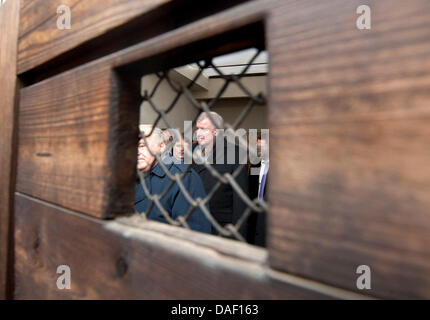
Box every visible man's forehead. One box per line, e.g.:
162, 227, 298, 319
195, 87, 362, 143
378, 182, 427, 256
139, 136, 155, 145
197, 117, 213, 128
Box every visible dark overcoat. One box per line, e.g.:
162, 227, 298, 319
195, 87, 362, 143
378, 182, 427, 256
248, 161, 268, 247
191, 141, 249, 238
135, 161, 211, 234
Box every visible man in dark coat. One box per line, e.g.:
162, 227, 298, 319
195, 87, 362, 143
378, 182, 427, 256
191, 112, 249, 238
248, 136, 269, 247
135, 126, 211, 234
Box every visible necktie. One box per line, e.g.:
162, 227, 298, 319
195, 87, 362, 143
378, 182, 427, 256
259, 162, 269, 199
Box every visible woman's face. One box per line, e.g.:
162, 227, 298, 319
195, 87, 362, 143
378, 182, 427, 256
173, 138, 189, 161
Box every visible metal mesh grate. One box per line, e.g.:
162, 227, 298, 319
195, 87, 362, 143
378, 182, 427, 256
135, 48, 269, 243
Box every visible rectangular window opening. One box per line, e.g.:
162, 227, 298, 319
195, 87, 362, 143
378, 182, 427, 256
132, 33, 269, 248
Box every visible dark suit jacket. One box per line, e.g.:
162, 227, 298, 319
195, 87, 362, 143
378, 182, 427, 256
192, 141, 249, 238
248, 161, 268, 247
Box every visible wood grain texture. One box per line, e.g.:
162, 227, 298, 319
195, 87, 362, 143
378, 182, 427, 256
16, 65, 140, 218
108, 0, 270, 71
19, 0, 267, 85
18, 0, 253, 82
267, 0, 430, 299
0, 0, 21, 300
15, 0, 430, 300
14, 193, 369, 299
18, 0, 170, 74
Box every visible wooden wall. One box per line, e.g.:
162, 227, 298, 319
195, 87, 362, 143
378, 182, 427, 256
268, 0, 430, 299
14, 193, 364, 299
2, 0, 430, 299
0, 0, 21, 300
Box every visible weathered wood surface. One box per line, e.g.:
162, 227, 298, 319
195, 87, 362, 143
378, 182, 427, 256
107, 0, 270, 72
267, 0, 430, 299
17, 65, 140, 219
0, 0, 21, 300
13, 0, 430, 300
18, 0, 252, 83
18, 0, 170, 74
14, 193, 369, 299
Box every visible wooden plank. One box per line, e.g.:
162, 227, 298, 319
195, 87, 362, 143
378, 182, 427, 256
0, 0, 21, 300
17, 0, 253, 82
267, 0, 430, 299
19, 0, 272, 84
18, 0, 170, 74
16, 65, 140, 218
108, 0, 271, 71
14, 193, 368, 299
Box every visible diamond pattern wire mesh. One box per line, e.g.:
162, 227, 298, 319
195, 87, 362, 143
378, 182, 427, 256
136, 48, 268, 242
